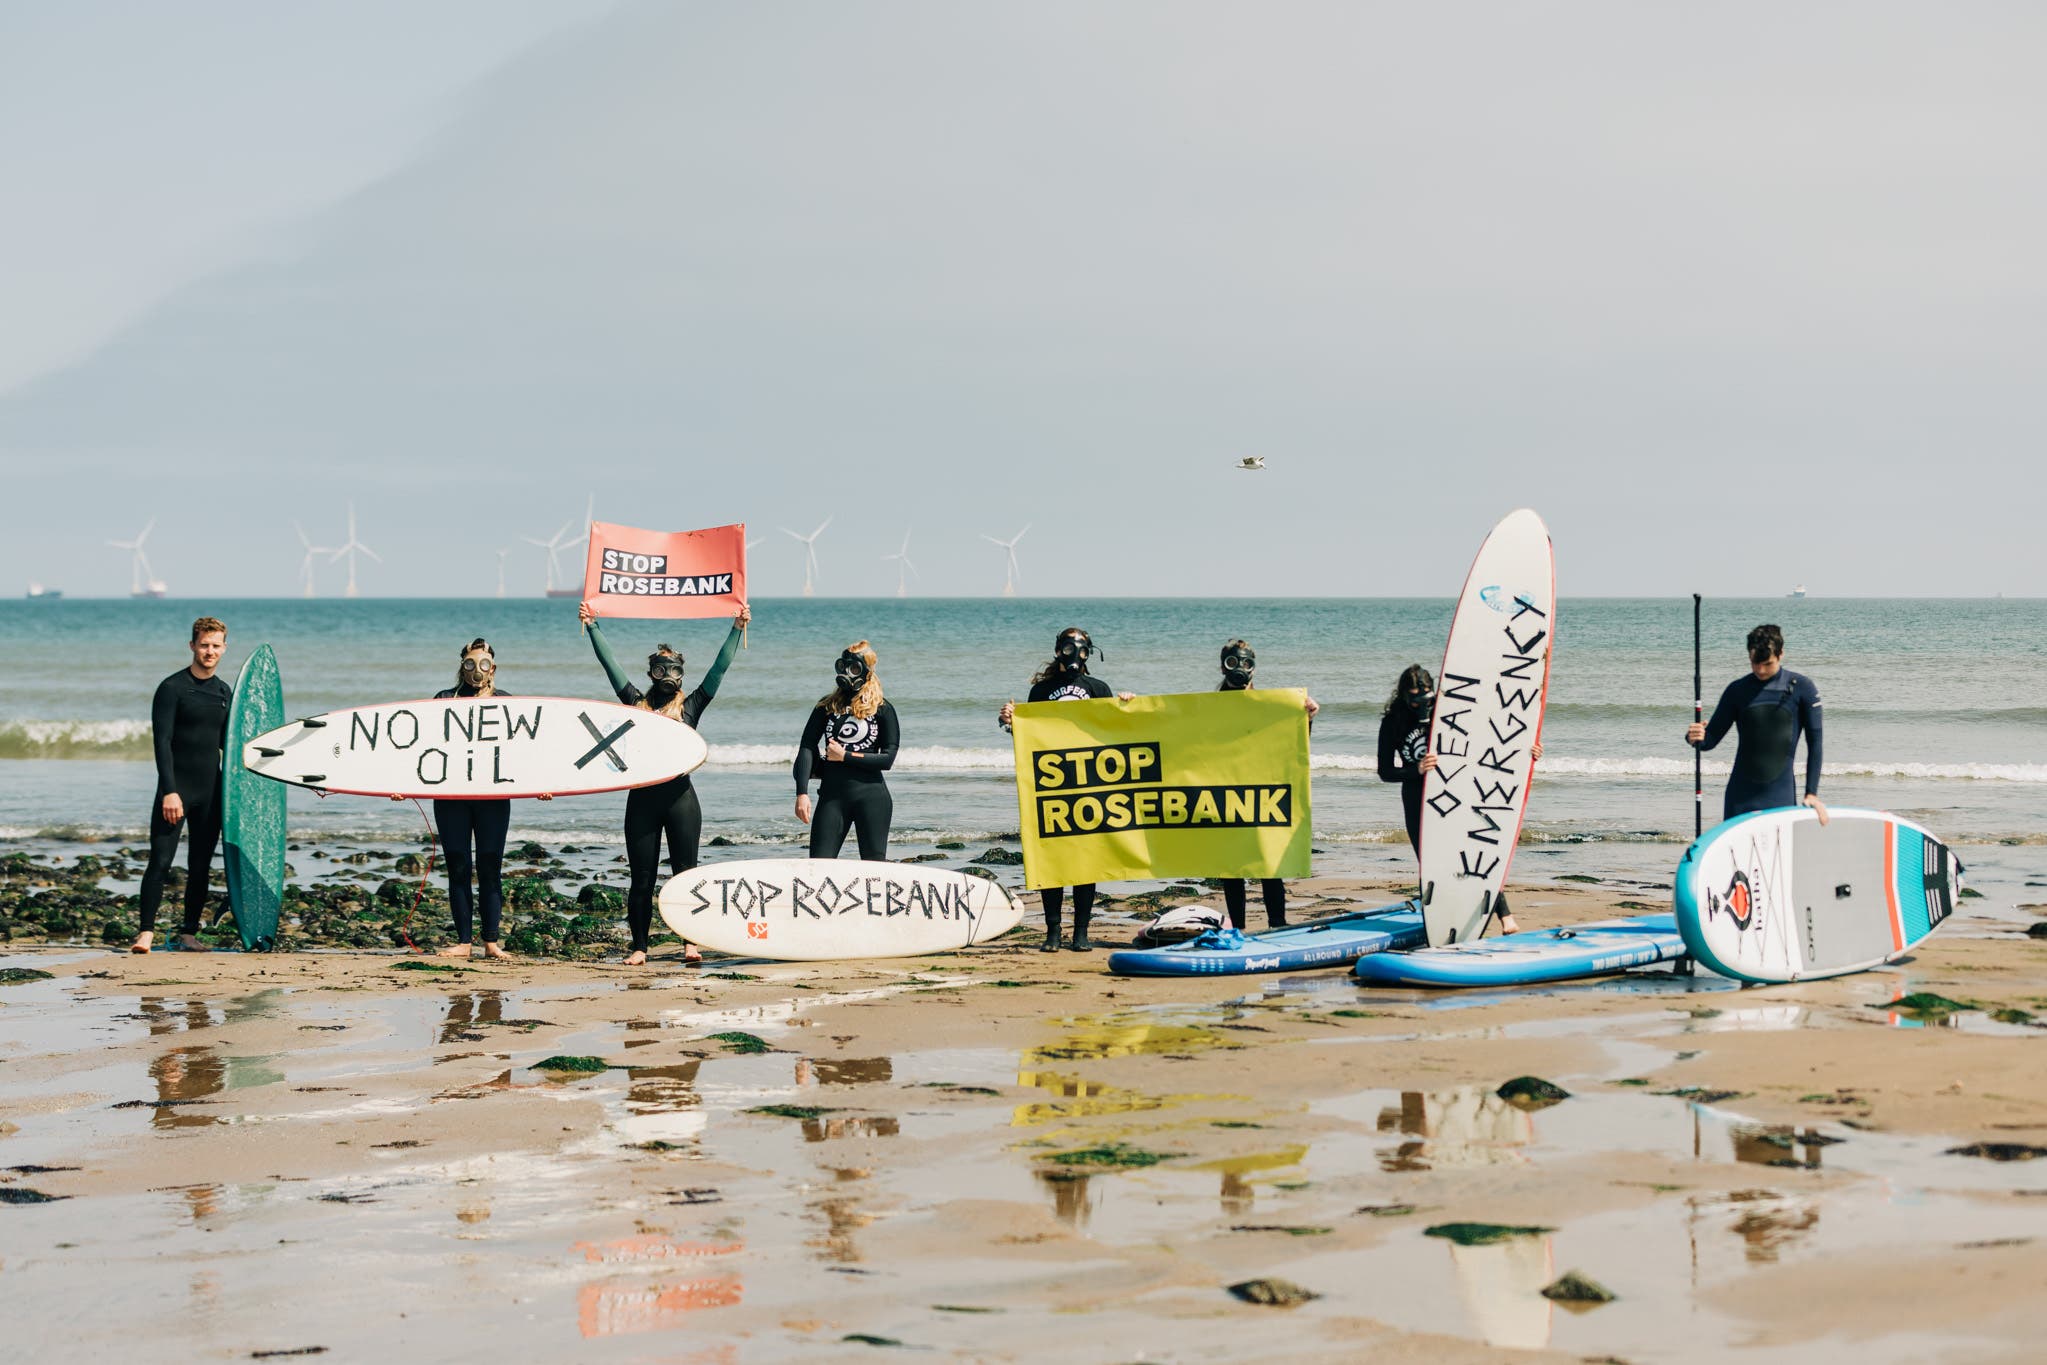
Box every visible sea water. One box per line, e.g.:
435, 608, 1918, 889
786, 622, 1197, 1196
2, 596, 2041, 901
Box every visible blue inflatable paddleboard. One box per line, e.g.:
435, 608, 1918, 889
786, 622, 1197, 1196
1350, 914, 1688, 989
1107, 901, 1425, 977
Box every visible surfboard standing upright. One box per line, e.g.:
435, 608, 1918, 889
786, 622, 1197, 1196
243, 696, 708, 799
221, 644, 288, 950
1419, 509, 1555, 946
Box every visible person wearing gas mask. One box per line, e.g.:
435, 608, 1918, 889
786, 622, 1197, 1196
580, 600, 752, 965
1214, 639, 1319, 931
1379, 663, 1539, 934
996, 628, 1132, 952
430, 638, 515, 958
793, 641, 899, 859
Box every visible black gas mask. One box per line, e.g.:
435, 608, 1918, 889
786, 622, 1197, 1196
647, 652, 685, 689
1054, 630, 1094, 674
1406, 688, 1435, 716
1221, 644, 1256, 688
835, 650, 870, 694
458, 640, 495, 691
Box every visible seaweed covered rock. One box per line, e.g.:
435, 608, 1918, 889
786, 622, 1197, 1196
577, 882, 626, 912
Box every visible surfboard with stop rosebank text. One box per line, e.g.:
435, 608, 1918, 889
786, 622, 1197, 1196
1418, 508, 1555, 946
242, 696, 707, 799
1675, 807, 1960, 984
659, 858, 1026, 960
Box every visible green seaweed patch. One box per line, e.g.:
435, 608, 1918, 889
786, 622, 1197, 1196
0, 968, 55, 984
1424, 1222, 1554, 1247
532, 1055, 610, 1073
1960, 886, 1984, 899
1541, 1270, 1617, 1305
1230, 1223, 1331, 1236
1329, 1009, 1386, 1019
915, 1082, 1001, 1096
1876, 992, 1982, 1016
1946, 1142, 2047, 1162
1497, 1076, 1571, 1110
390, 960, 469, 974
1615, 900, 1661, 911
1558, 874, 1602, 884
1042, 1142, 1174, 1170
1355, 1203, 1417, 1217
636, 1140, 689, 1151
704, 972, 760, 981
1210, 1120, 1265, 1129
707, 1031, 771, 1054
1227, 1277, 1320, 1307
931, 1305, 1003, 1314
985, 980, 1035, 988
1654, 1085, 1747, 1104
841, 1334, 909, 1347
745, 1104, 840, 1120
1615, 1078, 1652, 1087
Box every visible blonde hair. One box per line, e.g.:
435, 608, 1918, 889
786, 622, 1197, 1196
817, 640, 882, 720
636, 645, 686, 719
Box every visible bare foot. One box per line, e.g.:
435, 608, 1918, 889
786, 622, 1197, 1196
438, 943, 473, 958
175, 933, 205, 952
1497, 915, 1521, 935
624, 950, 647, 967
482, 942, 513, 961
684, 945, 702, 966
130, 931, 154, 954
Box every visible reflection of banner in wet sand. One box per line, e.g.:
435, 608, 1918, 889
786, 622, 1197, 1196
1010, 690, 1311, 890
580, 520, 747, 620
577, 1277, 743, 1337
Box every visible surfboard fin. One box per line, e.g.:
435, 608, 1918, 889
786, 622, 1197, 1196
301, 718, 327, 729
256, 746, 283, 757
300, 774, 324, 784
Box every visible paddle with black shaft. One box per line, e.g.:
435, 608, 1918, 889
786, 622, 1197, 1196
1692, 594, 1704, 838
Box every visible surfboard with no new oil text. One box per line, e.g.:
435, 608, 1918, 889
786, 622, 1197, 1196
242, 696, 708, 799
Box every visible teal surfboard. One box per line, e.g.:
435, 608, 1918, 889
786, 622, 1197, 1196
222, 644, 287, 950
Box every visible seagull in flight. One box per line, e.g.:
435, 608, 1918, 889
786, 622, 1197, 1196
1235, 456, 1266, 471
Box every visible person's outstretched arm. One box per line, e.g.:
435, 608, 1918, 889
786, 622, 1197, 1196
584, 616, 634, 701
696, 619, 746, 701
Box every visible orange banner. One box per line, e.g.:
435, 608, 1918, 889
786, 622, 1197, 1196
581, 521, 748, 620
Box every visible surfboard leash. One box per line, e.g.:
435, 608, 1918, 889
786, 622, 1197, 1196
393, 797, 439, 954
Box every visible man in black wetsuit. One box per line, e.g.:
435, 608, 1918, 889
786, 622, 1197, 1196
1687, 623, 1828, 823
134, 616, 232, 952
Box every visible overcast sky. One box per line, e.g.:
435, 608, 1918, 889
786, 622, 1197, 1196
2, 1, 2041, 599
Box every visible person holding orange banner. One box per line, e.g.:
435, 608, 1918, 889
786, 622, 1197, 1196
579, 599, 751, 965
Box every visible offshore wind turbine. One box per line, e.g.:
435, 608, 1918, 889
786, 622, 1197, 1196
293, 521, 333, 598
780, 517, 831, 597
524, 520, 579, 595
109, 520, 166, 598
328, 503, 380, 598
880, 530, 917, 598
981, 525, 1029, 597
545, 493, 595, 598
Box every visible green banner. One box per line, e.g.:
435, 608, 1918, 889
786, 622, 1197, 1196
1011, 689, 1312, 890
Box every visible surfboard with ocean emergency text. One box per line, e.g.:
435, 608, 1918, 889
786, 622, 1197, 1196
242, 696, 708, 799
1418, 509, 1555, 946
659, 858, 1026, 960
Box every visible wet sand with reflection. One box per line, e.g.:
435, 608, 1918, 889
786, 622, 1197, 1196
3, 877, 2046, 1362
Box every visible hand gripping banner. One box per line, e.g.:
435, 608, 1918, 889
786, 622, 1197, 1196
581, 521, 748, 620
1010, 689, 1313, 891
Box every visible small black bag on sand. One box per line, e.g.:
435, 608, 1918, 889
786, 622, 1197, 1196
1134, 903, 1226, 946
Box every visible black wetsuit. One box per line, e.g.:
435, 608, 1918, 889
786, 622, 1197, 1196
1376, 703, 1430, 853
589, 620, 743, 953
1218, 679, 1295, 930
1379, 694, 1522, 921
1022, 671, 1115, 942
1693, 669, 1824, 818
794, 700, 900, 859
432, 687, 512, 945
140, 666, 232, 934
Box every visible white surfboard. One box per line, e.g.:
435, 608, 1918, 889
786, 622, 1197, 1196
659, 858, 1026, 960
1419, 509, 1555, 946
243, 696, 708, 799
1675, 807, 1960, 984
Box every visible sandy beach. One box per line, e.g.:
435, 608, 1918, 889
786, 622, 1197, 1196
5, 875, 2045, 1363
